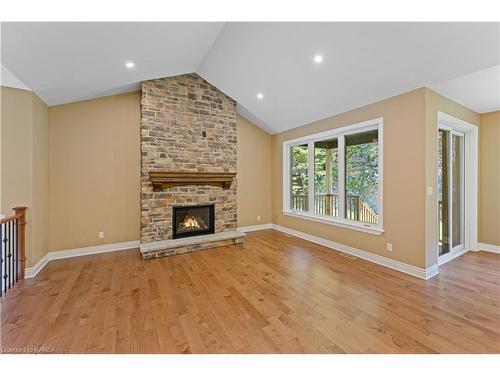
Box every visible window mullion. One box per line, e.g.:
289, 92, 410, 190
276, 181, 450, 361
307, 142, 315, 213
338, 135, 346, 220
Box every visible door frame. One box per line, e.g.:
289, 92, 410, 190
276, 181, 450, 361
437, 112, 478, 266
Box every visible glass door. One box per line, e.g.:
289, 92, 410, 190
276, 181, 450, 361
438, 128, 465, 257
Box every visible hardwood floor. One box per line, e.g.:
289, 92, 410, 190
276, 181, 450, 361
1, 229, 499, 353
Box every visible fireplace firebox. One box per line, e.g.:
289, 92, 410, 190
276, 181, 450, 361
172, 204, 215, 239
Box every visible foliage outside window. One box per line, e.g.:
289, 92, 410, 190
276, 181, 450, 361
285, 119, 382, 231
345, 130, 379, 223
290, 144, 309, 211
314, 139, 338, 216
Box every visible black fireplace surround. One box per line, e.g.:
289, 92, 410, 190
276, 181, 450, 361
172, 204, 215, 239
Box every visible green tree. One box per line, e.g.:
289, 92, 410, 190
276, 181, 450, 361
291, 141, 379, 213
290, 145, 308, 195
345, 143, 379, 212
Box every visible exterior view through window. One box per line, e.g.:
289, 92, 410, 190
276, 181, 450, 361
290, 144, 309, 211
438, 128, 465, 257
286, 119, 382, 231
345, 130, 379, 224
314, 138, 339, 216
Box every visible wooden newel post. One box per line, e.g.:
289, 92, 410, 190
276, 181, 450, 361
13, 207, 27, 279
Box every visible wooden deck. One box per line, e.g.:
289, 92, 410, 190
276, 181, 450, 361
1, 229, 499, 353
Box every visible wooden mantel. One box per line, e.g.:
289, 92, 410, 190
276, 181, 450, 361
149, 172, 236, 191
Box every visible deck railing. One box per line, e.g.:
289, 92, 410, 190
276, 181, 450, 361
291, 194, 378, 224
1, 207, 27, 296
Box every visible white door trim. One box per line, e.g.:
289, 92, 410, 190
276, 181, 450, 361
437, 112, 479, 261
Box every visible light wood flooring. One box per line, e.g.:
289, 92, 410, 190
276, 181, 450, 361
1, 229, 499, 353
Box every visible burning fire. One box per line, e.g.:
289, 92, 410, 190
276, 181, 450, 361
178, 215, 207, 232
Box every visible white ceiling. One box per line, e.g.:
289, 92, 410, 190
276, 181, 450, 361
199, 22, 499, 133
0, 63, 31, 90
1, 22, 499, 133
0, 22, 224, 105
429, 65, 500, 114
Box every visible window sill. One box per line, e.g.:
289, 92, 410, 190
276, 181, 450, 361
281, 210, 384, 235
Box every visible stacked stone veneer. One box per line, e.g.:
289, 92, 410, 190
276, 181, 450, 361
140, 73, 238, 244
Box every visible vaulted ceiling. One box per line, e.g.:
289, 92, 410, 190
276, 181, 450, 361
2, 22, 499, 133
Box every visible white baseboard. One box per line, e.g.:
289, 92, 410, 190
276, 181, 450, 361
24, 240, 140, 278
24, 253, 50, 278
49, 240, 140, 261
271, 224, 438, 280
25, 224, 460, 281
478, 243, 500, 254
424, 264, 439, 279
238, 223, 273, 232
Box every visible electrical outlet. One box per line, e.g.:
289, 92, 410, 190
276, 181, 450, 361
98, 231, 104, 239
386, 243, 393, 252
257, 215, 261, 221
427, 186, 433, 196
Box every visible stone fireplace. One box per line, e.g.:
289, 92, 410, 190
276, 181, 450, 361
139, 73, 245, 259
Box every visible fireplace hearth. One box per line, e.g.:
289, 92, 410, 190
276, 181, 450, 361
172, 204, 215, 239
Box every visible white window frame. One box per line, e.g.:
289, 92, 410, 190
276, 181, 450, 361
283, 117, 384, 235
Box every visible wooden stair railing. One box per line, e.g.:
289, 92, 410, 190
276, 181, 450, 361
1, 206, 27, 296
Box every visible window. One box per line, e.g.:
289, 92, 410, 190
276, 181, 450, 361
283, 118, 383, 234
345, 130, 379, 224
314, 138, 338, 217
290, 144, 309, 212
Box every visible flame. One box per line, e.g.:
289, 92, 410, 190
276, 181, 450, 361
178, 215, 207, 232
182, 216, 201, 229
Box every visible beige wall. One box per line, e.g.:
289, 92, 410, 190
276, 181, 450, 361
0, 86, 49, 267
272, 89, 428, 268
31, 94, 49, 264
1, 87, 34, 267
479, 111, 500, 246
4, 84, 491, 268
1, 87, 33, 217
237, 114, 272, 227
270, 88, 483, 269
48, 93, 272, 251
48, 92, 141, 251
424, 89, 480, 266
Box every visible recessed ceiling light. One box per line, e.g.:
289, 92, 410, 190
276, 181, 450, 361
314, 55, 323, 63
125, 61, 135, 69
257, 93, 264, 99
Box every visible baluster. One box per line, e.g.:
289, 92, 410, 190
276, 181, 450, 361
8, 221, 12, 289
1, 223, 4, 296
15, 219, 18, 282
0, 208, 27, 296
11, 220, 14, 287
3, 221, 7, 293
